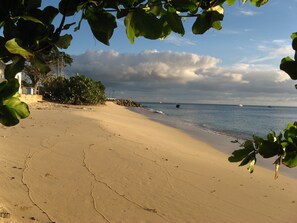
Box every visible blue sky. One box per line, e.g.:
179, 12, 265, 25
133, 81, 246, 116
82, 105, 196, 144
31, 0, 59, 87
52, 0, 297, 105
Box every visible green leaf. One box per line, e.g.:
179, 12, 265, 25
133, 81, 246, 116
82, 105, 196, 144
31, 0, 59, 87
212, 21, 222, 30
146, 4, 163, 16
134, 10, 163, 39
0, 105, 21, 126
239, 153, 255, 166
3, 19, 19, 39
281, 141, 289, 148
228, 142, 254, 163
5, 38, 33, 59
284, 123, 297, 141
163, 12, 185, 36
0, 79, 29, 126
56, 34, 72, 49
192, 13, 210, 34
41, 6, 59, 24
0, 79, 19, 100
0, 99, 30, 126
254, 0, 269, 7
0, 36, 10, 61
226, 0, 236, 6
59, 0, 84, 16
243, 140, 255, 150
117, 10, 129, 19
159, 22, 172, 40
4, 56, 25, 79
192, 7, 224, 34
124, 12, 135, 44
280, 56, 297, 80
124, 10, 163, 42
258, 140, 280, 158
85, 8, 117, 46
252, 135, 263, 149
170, 0, 198, 12
267, 131, 276, 142
291, 32, 297, 40
3, 97, 30, 119
20, 16, 43, 24
282, 151, 297, 168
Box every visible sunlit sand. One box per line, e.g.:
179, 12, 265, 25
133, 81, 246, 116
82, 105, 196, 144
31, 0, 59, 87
0, 102, 296, 223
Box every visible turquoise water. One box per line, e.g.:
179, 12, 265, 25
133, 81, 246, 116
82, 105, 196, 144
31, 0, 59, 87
136, 103, 297, 139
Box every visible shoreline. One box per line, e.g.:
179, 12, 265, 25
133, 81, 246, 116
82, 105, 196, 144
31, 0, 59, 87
130, 105, 297, 179
1, 101, 297, 222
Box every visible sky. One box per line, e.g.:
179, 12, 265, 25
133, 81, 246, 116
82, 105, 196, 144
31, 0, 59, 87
51, 0, 297, 106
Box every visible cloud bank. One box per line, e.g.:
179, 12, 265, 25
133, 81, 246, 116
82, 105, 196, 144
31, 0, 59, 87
65, 50, 297, 105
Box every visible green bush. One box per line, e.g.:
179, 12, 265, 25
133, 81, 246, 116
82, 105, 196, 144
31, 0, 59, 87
42, 74, 105, 105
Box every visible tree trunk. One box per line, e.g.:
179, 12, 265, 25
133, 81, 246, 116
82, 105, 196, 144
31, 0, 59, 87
33, 80, 39, 95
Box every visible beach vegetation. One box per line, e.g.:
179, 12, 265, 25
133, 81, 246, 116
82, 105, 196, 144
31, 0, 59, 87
42, 73, 105, 105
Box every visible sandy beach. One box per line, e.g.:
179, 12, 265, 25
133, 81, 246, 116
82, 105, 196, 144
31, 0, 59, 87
0, 101, 297, 223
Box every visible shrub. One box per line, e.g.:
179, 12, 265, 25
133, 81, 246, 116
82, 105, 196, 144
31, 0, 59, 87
42, 74, 105, 105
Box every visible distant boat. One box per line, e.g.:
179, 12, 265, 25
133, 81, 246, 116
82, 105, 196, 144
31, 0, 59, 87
176, 104, 180, 108
239, 104, 243, 107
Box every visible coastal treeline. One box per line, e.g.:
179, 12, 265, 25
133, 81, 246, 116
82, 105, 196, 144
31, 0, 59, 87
42, 74, 106, 105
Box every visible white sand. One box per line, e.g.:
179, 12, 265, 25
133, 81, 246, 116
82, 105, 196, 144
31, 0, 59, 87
0, 102, 296, 223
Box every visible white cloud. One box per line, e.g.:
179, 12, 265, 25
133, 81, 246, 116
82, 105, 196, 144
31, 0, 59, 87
65, 50, 297, 105
67, 50, 225, 84
165, 34, 196, 46
238, 41, 293, 64
240, 10, 256, 16
275, 70, 291, 83
257, 44, 292, 58
223, 73, 249, 84
272, 39, 287, 44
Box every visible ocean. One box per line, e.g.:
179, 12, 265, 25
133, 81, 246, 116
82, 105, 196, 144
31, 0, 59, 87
136, 103, 297, 139
131, 102, 297, 178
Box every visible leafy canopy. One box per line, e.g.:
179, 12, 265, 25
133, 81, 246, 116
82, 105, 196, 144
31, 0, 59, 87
42, 74, 105, 105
